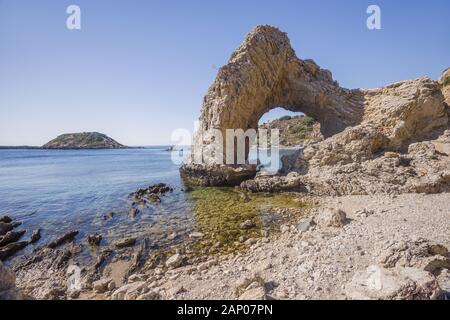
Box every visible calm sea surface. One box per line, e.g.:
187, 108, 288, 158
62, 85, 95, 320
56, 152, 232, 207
0, 147, 294, 262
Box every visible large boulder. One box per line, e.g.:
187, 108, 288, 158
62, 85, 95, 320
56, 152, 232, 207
0, 261, 23, 300
345, 265, 441, 300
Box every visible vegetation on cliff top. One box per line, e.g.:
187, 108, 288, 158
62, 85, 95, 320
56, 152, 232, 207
259, 115, 323, 147
42, 132, 126, 149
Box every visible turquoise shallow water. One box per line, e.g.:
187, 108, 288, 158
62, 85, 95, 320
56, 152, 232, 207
0, 147, 296, 262
0, 147, 195, 256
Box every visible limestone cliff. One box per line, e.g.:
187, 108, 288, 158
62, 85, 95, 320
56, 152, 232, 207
181, 25, 450, 195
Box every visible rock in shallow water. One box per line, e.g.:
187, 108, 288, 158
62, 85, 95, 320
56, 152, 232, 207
114, 237, 136, 249
0, 216, 12, 224
0, 222, 13, 237
87, 233, 102, 246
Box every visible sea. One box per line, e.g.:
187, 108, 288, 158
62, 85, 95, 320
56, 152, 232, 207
0, 147, 295, 262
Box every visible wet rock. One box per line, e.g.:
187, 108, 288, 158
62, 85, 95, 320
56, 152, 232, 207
147, 194, 161, 203
87, 233, 102, 246
296, 217, 316, 232
130, 183, 173, 204
92, 278, 114, 293
0, 241, 29, 261
46, 231, 79, 249
29, 229, 41, 244
11, 222, 22, 228
103, 212, 114, 220
129, 208, 139, 218
0, 216, 12, 223
0, 230, 26, 247
240, 220, 256, 229
114, 237, 136, 249
316, 208, 347, 228
240, 193, 250, 203
345, 265, 442, 300
166, 253, 184, 268
0, 222, 13, 237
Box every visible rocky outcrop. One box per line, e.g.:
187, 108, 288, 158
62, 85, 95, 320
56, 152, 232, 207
180, 25, 449, 193
181, 25, 364, 186
346, 237, 449, 300
43, 132, 126, 149
242, 129, 450, 195
0, 261, 23, 300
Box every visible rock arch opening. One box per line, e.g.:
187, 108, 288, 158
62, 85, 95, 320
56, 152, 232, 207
181, 25, 366, 186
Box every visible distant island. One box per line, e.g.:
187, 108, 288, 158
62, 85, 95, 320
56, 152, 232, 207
42, 132, 127, 149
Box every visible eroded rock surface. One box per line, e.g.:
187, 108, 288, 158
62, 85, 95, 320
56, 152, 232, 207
180, 25, 449, 194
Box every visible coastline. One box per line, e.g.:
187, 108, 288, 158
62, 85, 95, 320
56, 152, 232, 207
4, 188, 449, 300
81, 192, 450, 300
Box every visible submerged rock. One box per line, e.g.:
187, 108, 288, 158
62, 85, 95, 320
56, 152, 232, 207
87, 233, 102, 246
0, 241, 29, 261
114, 237, 136, 249
46, 231, 79, 249
0, 216, 12, 223
240, 220, 256, 229
29, 229, 41, 244
0, 222, 13, 237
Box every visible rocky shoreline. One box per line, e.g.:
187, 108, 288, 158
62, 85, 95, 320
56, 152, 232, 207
1, 191, 449, 300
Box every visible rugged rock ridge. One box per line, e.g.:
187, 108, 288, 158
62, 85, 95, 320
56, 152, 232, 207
181, 25, 450, 194
43, 132, 126, 149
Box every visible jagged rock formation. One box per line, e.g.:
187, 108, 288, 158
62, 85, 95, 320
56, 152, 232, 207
181, 25, 450, 194
181, 25, 364, 186
43, 132, 126, 149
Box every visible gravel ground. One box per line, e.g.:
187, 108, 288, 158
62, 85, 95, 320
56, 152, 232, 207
150, 193, 450, 300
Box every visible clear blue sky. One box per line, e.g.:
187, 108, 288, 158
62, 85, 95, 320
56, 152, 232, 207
0, 0, 448, 146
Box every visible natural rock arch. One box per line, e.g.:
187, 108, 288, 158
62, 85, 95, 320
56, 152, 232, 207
181, 25, 364, 186
199, 25, 364, 140
181, 25, 449, 188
